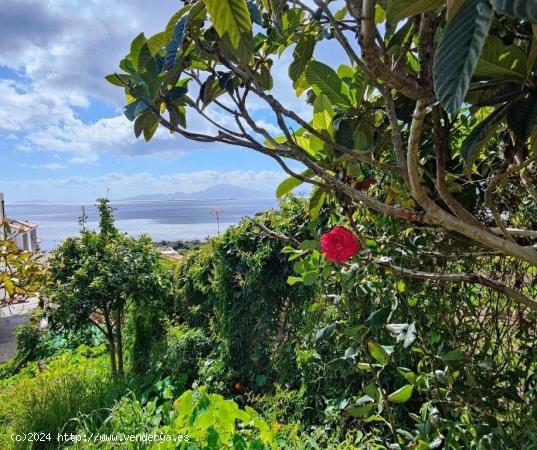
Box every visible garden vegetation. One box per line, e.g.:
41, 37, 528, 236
1, 0, 537, 449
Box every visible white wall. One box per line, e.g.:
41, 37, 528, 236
14, 232, 32, 252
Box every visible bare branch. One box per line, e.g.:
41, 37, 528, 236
247, 218, 301, 245
377, 258, 537, 311
359, 0, 425, 99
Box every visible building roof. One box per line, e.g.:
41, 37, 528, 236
155, 245, 184, 262
8, 219, 38, 232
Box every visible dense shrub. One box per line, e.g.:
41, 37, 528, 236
163, 325, 212, 382
174, 199, 315, 391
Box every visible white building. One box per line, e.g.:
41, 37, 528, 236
0, 193, 39, 253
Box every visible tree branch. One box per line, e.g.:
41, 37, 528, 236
377, 257, 537, 311
406, 99, 537, 266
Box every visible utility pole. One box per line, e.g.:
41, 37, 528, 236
210, 208, 222, 235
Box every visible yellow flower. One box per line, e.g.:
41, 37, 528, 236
272, 422, 282, 432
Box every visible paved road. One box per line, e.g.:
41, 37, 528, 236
0, 299, 40, 363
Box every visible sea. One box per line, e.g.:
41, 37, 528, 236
6, 199, 279, 251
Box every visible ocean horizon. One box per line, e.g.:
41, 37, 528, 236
6, 198, 279, 251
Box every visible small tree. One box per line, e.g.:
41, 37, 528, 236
47, 199, 172, 377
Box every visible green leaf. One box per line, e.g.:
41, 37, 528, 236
396, 279, 406, 293
169, 104, 187, 129
287, 276, 302, 286
164, 6, 192, 42
276, 169, 314, 198
367, 340, 389, 364
289, 34, 316, 82
203, 0, 254, 63
199, 75, 225, 109
433, 0, 494, 114
507, 94, 537, 141
366, 307, 390, 327
302, 271, 318, 286
130, 33, 147, 71
387, 0, 444, 23
143, 114, 159, 141
147, 32, 167, 55
474, 36, 527, 82
490, 0, 537, 21
164, 17, 188, 71
105, 73, 131, 87
299, 240, 320, 251
138, 45, 151, 72
461, 103, 509, 166
255, 374, 267, 386
134, 111, 154, 138
313, 94, 334, 135
308, 189, 326, 219
403, 322, 417, 349
440, 350, 464, 362
258, 64, 273, 91
315, 324, 335, 341
345, 400, 374, 418
305, 61, 352, 107
123, 99, 148, 122
387, 384, 413, 403
247, 1, 263, 25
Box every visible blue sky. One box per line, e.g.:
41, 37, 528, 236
0, 0, 347, 202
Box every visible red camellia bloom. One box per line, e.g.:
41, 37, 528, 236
320, 226, 362, 264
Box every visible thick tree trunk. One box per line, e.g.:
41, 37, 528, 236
103, 311, 118, 378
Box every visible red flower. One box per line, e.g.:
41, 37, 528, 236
320, 226, 362, 264
234, 382, 241, 392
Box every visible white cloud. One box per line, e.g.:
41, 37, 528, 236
0, 0, 178, 106
0, 0, 319, 170
30, 163, 67, 170
0, 79, 84, 131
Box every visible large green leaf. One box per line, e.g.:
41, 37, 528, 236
164, 17, 188, 71
465, 81, 523, 106
123, 99, 148, 122
387, 384, 414, 403
461, 103, 510, 166
387, 0, 444, 23
308, 188, 326, 219
367, 340, 390, 365
507, 94, 537, 141
276, 169, 314, 198
203, 0, 254, 63
490, 0, 537, 21
289, 34, 316, 82
130, 33, 148, 71
474, 36, 527, 82
199, 75, 225, 109
147, 32, 167, 55
313, 94, 334, 136
105, 73, 132, 87
305, 61, 352, 107
345, 395, 375, 417
164, 6, 192, 42
433, 0, 494, 114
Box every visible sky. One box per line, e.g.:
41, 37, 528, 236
0, 0, 346, 202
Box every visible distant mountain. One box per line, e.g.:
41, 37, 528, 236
121, 184, 273, 201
